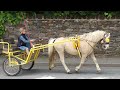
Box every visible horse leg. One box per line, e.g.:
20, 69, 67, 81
57, 51, 71, 74
49, 50, 55, 70
50, 52, 56, 69
75, 55, 86, 72
90, 52, 101, 73
49, 55, 53, 70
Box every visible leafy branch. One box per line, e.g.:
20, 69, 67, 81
0, 11, 26, 38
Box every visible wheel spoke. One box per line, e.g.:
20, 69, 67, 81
3, 57, 21, 76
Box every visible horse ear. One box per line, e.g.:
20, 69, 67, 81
104, 34, 107, 37
104, 33, 110, 37
108, 33, 110, 37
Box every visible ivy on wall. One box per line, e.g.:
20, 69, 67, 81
0, 11, 26, 38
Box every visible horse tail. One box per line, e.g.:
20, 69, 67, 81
48, 38, 56, 70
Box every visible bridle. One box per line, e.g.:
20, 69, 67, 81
84, 33, 110, 49
101, 33, 110, 44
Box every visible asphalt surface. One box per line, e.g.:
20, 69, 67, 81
1, 55, 120, 79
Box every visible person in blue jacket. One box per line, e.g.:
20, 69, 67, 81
17, 27, 35, 55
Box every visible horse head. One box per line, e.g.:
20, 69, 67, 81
100, 32, 110, 50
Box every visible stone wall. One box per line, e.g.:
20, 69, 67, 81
4, 19, 120, 57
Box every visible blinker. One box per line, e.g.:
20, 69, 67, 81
105, 37, 110, 43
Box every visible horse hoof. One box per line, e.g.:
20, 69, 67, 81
75, 70, 79, 73
49, 68, 52, 70
97, 70, 101, 74
75, 68, 79, 73
67, 71, 72, 74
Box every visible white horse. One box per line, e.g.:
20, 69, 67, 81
48, 30, 110, 74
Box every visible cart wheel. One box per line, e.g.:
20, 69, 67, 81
3, 57, 21, 76
21, 61, 34, 70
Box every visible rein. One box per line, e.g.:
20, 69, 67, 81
76, 37, 103, 50
85, 40, 96, 49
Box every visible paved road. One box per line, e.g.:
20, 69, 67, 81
0, 55, 120, 79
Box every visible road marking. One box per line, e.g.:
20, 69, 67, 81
77, 76, 109, 79
90, 77, 109, 79
35, 75, 56, 79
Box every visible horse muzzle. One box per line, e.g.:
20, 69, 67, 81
102, 44, 109, 50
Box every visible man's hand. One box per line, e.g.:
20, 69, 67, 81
30, 39, 36, 42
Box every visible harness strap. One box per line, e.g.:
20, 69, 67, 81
76, 47, 82, 58
74, 40, 82, 58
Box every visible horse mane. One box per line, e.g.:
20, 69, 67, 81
79, 30, 106, 42
58, 30, 106, 42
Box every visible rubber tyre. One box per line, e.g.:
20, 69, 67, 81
3, 57, 21, 76
21, 61, 34, 70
